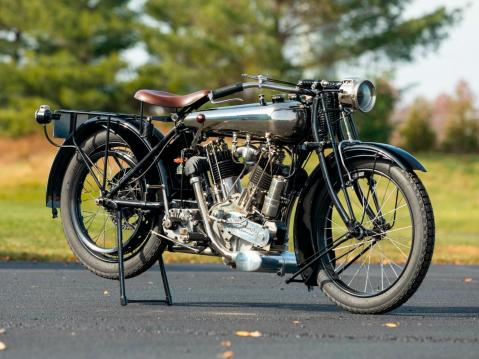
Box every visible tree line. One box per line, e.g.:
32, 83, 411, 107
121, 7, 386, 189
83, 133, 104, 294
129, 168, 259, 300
399, 81, 479, 153
0, 0, 461, 141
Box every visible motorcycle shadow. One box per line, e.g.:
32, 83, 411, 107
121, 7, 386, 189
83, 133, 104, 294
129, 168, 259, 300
136, 301, 479, 318
391, 306, 479, 318
147, 301, 340, 312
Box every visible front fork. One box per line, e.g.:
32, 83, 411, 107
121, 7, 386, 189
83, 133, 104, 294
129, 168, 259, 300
312, 95, 384, 237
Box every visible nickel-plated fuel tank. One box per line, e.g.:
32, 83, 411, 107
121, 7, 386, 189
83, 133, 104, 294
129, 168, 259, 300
184, 101, 308, 142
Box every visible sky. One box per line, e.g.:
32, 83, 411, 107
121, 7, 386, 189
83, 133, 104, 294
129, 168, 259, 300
395, 0, 479, 104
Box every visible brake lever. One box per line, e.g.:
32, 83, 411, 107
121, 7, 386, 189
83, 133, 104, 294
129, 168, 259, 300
210, 97, 244, 104
241, 73, 268, 83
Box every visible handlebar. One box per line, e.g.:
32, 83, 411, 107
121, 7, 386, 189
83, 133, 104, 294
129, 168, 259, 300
209, 79, 316, 101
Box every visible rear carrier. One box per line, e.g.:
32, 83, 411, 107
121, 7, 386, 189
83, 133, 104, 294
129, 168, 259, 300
35, 106, 143, 139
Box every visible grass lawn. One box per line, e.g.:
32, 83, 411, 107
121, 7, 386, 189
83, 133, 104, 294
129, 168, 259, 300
0, 135, 478, 264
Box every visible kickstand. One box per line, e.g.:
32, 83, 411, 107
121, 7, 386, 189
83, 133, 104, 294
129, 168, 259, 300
116, 209, 173, 306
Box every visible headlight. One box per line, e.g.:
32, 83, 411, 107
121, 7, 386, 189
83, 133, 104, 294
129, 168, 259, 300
338, 78, 376, 113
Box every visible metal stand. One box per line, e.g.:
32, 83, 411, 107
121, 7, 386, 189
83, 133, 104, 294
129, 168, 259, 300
116, 209, 173, 306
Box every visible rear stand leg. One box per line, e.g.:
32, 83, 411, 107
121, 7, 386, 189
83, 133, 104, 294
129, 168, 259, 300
116, 208, 173, 306
116, 209, 128, 306
158, 244, 173, 305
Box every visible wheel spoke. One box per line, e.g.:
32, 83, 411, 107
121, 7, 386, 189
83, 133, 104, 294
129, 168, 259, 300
76, 147, 145, 254
324, 165, 415, 297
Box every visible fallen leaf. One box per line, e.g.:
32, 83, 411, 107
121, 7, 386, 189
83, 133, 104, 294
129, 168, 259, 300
219, 351, 234, 359
464, 277, 473, 283
235, 330, 262, 337
221, 340, 232, 348
235, 331, 249, 337
384, 322, 399, 328
0, 341, 6, 351
103, 290, 110, 296
0, 329, 5, 335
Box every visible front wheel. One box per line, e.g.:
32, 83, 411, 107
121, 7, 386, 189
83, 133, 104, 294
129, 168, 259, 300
314, 159, 434, 314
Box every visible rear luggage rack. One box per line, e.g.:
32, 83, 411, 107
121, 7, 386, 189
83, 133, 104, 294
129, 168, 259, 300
49, 109, 139, 139
35, 107, 173, 139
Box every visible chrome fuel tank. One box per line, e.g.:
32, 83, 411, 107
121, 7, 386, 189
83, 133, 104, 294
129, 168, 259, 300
184, 101, 308, 142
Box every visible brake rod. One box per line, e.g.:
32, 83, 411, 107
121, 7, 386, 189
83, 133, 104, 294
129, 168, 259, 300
285, 232, 353, 284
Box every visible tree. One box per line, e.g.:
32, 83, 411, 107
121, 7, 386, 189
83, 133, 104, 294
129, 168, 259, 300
278, 0, 461, 76
0, 0, 463, 137
399, 97, 436, 152
136, 0, 460, 142
133, 0, 293, 96
442, 81, 479, 153
0, 0, 137, 136
138, 0, 461, 93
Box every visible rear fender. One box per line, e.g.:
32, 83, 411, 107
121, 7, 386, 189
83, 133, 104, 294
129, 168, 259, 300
292, 142, 425, 286
45, 118, 166, 209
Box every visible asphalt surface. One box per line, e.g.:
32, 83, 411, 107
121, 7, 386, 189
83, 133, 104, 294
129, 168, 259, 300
0, 262, 478, 359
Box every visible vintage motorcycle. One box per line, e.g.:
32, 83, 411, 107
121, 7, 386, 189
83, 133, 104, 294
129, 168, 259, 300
35, 74, 434, 313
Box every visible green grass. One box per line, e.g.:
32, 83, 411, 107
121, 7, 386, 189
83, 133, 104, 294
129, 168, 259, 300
415, 153, 479, 263
0, 152, 478, 264
0, 184, 70, 261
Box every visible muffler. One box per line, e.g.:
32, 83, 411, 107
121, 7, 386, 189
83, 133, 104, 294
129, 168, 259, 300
234, 251, 298, 274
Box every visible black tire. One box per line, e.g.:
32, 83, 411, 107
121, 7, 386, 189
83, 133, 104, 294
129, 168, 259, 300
60, 130, 163, 280
314, 159, 434, 314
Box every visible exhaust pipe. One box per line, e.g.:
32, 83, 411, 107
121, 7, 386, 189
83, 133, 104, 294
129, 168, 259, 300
234, 251, 298, 274
190, 175, 234, 260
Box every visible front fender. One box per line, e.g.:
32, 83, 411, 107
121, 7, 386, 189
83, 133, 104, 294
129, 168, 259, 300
45, 118, 165, 209
292, 142, 425, 286
342, 142, 426, 172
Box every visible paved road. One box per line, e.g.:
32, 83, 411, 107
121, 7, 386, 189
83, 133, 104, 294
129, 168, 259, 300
0, 262, 478, 359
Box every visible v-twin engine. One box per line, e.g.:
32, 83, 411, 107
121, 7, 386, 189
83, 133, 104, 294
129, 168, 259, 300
205, 138, 289, 252
175, 137, 290, 257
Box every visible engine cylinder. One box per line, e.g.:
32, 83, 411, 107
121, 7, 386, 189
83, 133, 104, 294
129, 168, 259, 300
206, 142, 243, 184
205, 140, 243, 200
249, 163, 273, 192
261, 176, 286, 218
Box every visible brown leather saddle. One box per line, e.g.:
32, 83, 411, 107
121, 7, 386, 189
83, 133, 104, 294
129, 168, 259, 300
134, 89, 209, 108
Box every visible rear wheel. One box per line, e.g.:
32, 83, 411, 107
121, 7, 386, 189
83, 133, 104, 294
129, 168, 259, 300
314, 159, 434, 314
60, 131, 163, 279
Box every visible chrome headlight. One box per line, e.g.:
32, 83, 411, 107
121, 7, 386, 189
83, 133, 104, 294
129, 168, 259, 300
338, 78, 376, 113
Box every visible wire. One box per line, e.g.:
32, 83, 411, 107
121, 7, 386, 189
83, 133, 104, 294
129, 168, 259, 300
43, 125, 76, 149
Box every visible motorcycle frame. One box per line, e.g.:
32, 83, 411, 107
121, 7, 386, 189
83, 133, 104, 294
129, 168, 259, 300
42, 79, 427, 288
57, 88, 360, 223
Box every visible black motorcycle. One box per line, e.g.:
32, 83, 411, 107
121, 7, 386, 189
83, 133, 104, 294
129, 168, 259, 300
35, 74, 434, 313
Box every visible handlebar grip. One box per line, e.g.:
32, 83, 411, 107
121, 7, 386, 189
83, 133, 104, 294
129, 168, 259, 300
211, 83, 244, 100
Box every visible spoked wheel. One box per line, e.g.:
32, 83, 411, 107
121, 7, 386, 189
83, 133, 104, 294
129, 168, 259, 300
314, 159, 434, 314
61, 131, 164, 279
75, 148, 144, 257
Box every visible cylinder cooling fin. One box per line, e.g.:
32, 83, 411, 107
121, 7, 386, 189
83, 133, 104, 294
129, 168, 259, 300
249, 163, 273, 192
318, 92, 340, 139
205, 140, 243, 184
249, 155, 284, 192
